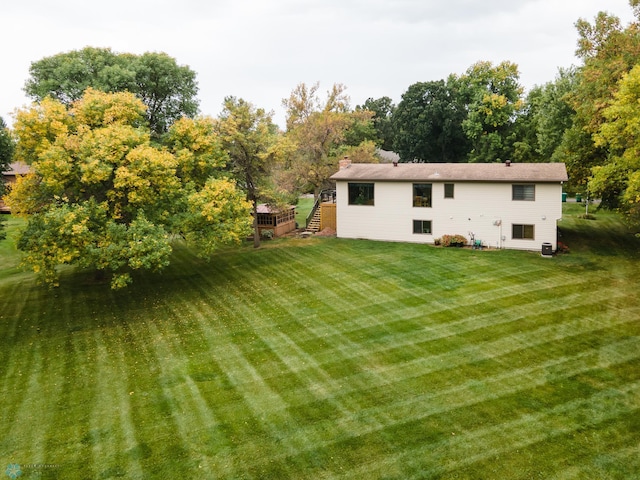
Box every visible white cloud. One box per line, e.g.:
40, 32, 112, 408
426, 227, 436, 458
0, 0, 636, 128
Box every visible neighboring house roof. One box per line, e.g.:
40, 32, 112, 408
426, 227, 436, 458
375, 149, 400, 164
331, 162, 568, 183
3, 162, 31, 176
256, 204, 295, 214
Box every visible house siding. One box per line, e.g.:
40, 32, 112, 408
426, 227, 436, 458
1, 162, 31, 213
335, 180, 563, 251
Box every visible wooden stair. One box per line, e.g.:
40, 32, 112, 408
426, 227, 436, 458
306, 209, 322, 232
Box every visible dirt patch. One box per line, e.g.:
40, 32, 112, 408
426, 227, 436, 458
315, 227, 336, 237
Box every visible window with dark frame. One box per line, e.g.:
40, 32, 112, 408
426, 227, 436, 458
348, 183, 375, 205
512, 184, 535, 201
413, 220, 432, 234
413, 183, 432, 207
444, 183, 454, 199
256, 213, 276, 226
512, 224, 535, 239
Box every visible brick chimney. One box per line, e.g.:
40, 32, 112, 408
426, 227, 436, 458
339, 156, 351, 169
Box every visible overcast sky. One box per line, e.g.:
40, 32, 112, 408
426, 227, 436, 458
1, 0, 636, 128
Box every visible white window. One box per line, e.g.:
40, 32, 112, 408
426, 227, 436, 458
513, 184, 535, 201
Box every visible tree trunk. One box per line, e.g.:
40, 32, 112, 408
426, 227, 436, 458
252, 202, 261, 248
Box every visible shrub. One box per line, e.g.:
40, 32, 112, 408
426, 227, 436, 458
441, 234, 468, 247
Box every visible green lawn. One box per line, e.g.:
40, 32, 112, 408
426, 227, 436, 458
295, 196, 314, 227
1, 205, 639, 479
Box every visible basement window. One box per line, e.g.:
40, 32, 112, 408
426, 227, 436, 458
413, 220, 432, 235
512, 224, 535, 240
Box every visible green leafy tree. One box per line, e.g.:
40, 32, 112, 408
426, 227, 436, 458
511, 85, 544, 163
512, 68, 578, 164
392, 79, 469, 162
391, 62, 522, 164
217, 96, 281, 248
8, 89, 251, 288
356, 97, 396, 150
554, 124, 606, 195
0, 116, 15, 240
134, 52, 200, 136
342, 109, 379, 149
457, 60, 524, 163
0, 117, 14, 174
549, 66, 602, 194
24, 47, 199, 137
536, 68, 578, 161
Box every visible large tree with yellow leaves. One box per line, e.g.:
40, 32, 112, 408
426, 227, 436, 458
8, 89, 252, 288
591, 63, 640, 230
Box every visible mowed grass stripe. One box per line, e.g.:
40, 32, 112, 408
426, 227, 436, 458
339, 379, 640, 480
88, 333, 145, 479
5, 341, 49, 464
248, 332, 640, 466
271, 310, 639, 421
286, 323, 640, 430
547, 442, 640, 480
1, 284, 74, 467
50, 304, 98, 474
146, 249, 403, 465
0, 281, 37, 436
168, 281, 336, 459
1, 206, 639, 478
277, 285, 631, 379
151, 248, 640, 476
145, 321, 233, 476
153, 270, 306, 477
219, 272, 632, 474
148, 240, 636, 476
205, 253, 596, 354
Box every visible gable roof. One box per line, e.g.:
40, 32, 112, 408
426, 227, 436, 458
330, 162, 568, 183
376, 149, 400, 163
3, 162, 31, 176
256, 204, 295, 214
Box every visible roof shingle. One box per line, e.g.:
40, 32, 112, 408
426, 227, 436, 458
330, 162, 568, 183
3, 162, 31, 176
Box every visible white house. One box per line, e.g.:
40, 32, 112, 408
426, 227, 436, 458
330, 160, 568, 252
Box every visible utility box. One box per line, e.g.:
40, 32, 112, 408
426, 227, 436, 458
541, 242, 553, 256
